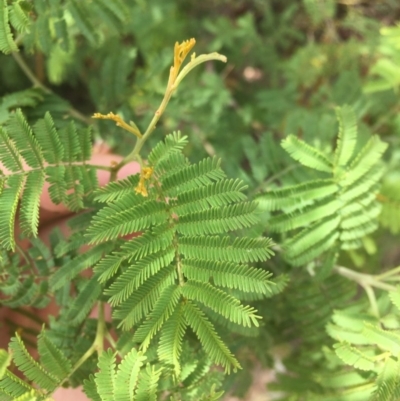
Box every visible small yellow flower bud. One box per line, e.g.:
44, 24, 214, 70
135, 167, 153, 197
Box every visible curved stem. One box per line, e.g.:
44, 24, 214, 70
94, 302, 106, 354
335, 265, 397, 292
114, 79, 174, 170
334, 265, 399, 317
87, 164, 113, 172
113, 51, 227, 173
11, 51, 92, 126
59, 302, 106, 386
12, 52, 50, 94
376, 265, 400, 280
363, 284, 380, 317
105, 331, 117, 349
252, 164, 297, 195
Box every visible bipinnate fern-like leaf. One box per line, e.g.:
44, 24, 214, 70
275, 289, 400, 401
257, 105, 388, 267
88, 131, 275, 374
0, 109, 98, 250
319, 293, 400, 401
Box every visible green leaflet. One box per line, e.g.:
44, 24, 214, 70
147, 131, 188, 166
334, 105, 357, 169
37, 332, 72, 381
0, 174, 24, 250
363, 323, 400, 355
105, 247, 176, 305
112, 265, 177, 330
9, 2, 30, 33
171, 178, 248, 215
6, 110, 43, 169
333, 342, 375, 371
87, 197, 169, 243
284, 216, 340, 260
0, 0, 18, 54
33, 113, 64, 164
183, 301, 241, 373
9, 334, 59, 392
87, 348, 150, 401
20, 170, 45, 237
132, 285, 182, 349
177, 202, 259, 235
0, 350, 11, 380
94, 175, 140, 203
281, 134, 332, 173
181, 281, 260, 327
157, 303, 187, 376
257, 179, 338, 211
0, 372, 33, 399
182, 259, 273, 293
134, 365, 162, 401
257, 105, 388, 267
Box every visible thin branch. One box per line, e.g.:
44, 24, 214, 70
334, 265, 397, 292
252, 165, 297, 195
12, 51, 50, 94
376, 265, 400, 280
59, 302, 106, 386
11, 51, 93, 125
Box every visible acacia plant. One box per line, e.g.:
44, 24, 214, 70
1, 1, 400, 401
0, 23, 279, 401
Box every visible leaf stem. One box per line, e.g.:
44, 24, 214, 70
335, 265, 397, 292
12, 52, 50, 94
252, 164, 297, 194
363, 285, 379, 317
112, 51, 226, 174
334, 265, 399, 317
376, 265, 400, 279
11, 51, 92, 126
60, 302, 106, 385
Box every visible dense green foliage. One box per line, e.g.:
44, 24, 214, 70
1, 1, 400, 400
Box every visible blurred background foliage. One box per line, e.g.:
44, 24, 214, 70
2, 0, 400, 399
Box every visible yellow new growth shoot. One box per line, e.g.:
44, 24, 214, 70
170, 38, 196, 86
92, 112, 142, 139
93, 39, 227, 188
